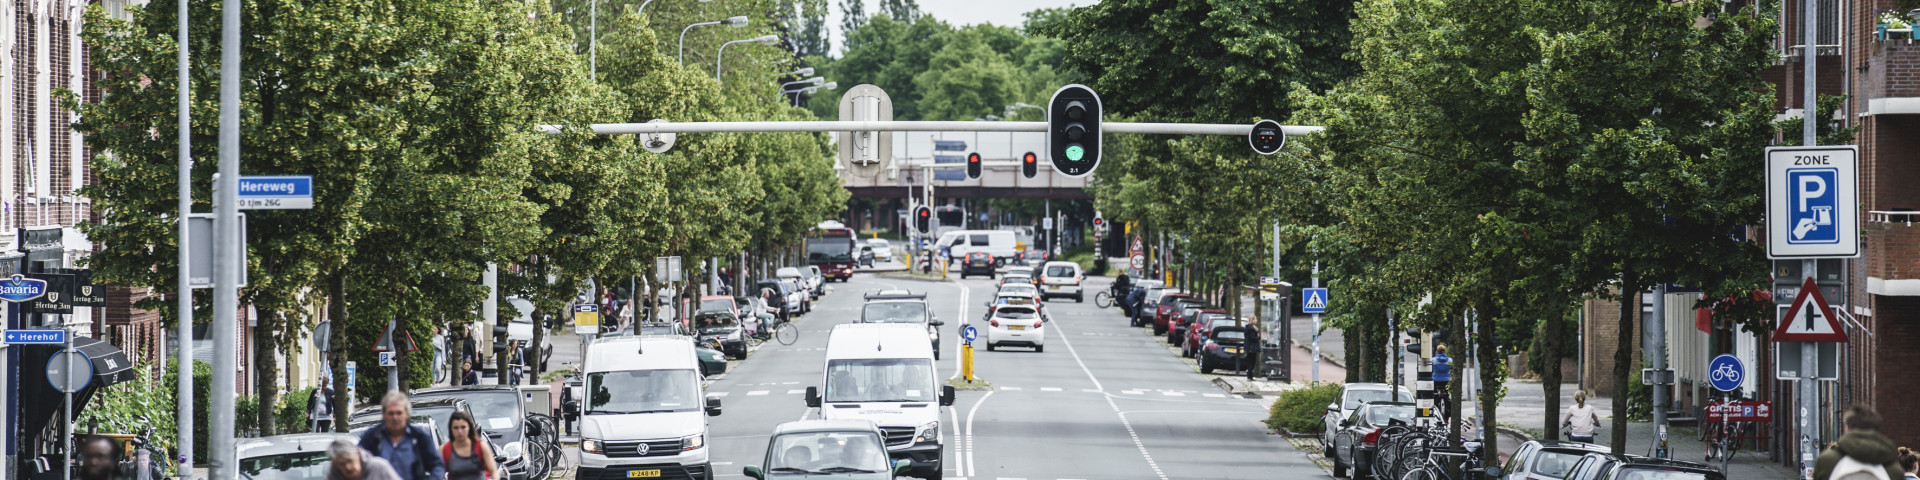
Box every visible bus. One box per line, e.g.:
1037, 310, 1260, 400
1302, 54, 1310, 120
807, 221, 858, 282
933, 206, 966, 236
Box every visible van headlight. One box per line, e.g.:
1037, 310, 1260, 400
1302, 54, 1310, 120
682, 434, 705, 451
914, 421, 940, 444
501, 441, 524, 459
581, 439, 603, 455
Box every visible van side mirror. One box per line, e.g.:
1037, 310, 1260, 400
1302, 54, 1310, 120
706, 397, 723, 417
892, 459, 913, 474
929, 319, 945, 327
805, 386, 821, 408
940, 385, 956, 407
1327, 403, 1338, 413
743, 466, 764, 480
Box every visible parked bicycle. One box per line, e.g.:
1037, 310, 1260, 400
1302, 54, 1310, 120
1400, 445, 1497, 480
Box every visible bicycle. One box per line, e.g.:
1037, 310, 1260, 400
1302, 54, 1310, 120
1400, 445, 1497, 480
747, 315, 800, 346
1703, 400, 1748, 473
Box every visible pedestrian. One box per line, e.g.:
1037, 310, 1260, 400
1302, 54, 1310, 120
357, 391, 447, 480
77, 436, 123, 480
309, 380, 338, 432
1898, 447, 1918, 480
1815, 404, 1906, 480
1244, 321, 1264, 380
1126, 287, 1147, 326
329, 439, 402, 480
1562, 390, 1600, 443
1433, 344, 1452, 397
460, 359, 480, 386
440, 412, 499, 480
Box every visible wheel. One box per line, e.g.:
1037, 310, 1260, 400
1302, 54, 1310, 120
989, 273, 996, 279
1076, 293, 1085, 303
1154, 325, 1166, 335
1333, 451, 1348, 478
1095, 292, 1114, 308
775, 323, 799, 345
1400, 467, 1432, 480
1035, 345, 1044, 353
1200, 361, 1214, 374
986, 343, 996, 351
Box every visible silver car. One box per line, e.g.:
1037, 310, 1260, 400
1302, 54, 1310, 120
1320, 383, 1415, 450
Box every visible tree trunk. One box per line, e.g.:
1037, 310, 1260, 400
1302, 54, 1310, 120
329, 272, 351, 431
255, 310, 278, 435
1612, 275, 1638, 454
531, 295, 547, 380
1449, 312, 1466, 447
1477, 299, 1502, 469
1542, 306, 1567, 440
1345, 321, 1364, 383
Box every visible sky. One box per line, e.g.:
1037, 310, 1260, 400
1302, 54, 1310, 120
824, 0, 1091, 56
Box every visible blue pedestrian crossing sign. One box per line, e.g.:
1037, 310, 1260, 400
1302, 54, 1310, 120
1766, 146, 1858, 259
1302, 288, 1328, 314
1708, 354, 1744, 392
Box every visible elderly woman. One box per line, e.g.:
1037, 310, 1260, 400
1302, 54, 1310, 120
329, 439, 402, 480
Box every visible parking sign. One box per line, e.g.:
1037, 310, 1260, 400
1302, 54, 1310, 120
1766, 146, 1858, 258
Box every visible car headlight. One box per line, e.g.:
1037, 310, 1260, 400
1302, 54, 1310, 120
581, 439, 603, 455
726, 331, 742, 340
928, 331, 938, 342
682, 434, 705, 451
915, 421, 940, 444
501, 441, 524, 459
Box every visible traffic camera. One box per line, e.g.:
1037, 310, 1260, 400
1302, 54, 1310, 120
912, 205, 933, 235
1047, 84, 1102, 177
966, 152, 982, 179
1022, 152, 1038, 178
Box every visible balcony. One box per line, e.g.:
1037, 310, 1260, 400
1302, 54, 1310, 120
1867, 211, 1920, 296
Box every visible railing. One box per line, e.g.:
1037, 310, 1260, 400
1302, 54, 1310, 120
1869, 210, 1920, 224
1877, 25, 1914, 43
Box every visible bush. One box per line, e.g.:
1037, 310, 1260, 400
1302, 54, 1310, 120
75, 362, 180, 463
1267, 382, 1342, 433
281, 387, 315, 434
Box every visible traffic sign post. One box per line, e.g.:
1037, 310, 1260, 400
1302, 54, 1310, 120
574, 304, 600, 335
960, 325, 979, 382
1766, 146, 1859, 259
1301, 288, 1328, 314
1708, 354, 1744, 392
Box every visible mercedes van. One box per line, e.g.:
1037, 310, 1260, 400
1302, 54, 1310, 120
577, 336, 723, 480
805, 324, 955, 480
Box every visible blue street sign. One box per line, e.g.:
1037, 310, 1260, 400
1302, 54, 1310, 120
1765, 146, 1857, 258
1784, 168, 1838, 245
573, 304, 598, 313
1302, 288, 1329, 314
2, 329, 66, 344
1708, 354, 1744, 392
236, 175, 315, 210
961, 325, 979, 343
0, 274, 47, 303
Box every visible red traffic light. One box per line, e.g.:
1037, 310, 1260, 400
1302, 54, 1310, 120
967, 153, 983, 179
1021, 152, 1038, 178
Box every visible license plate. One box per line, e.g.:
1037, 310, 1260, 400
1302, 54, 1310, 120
1010, 325, 1026, 330
1224, 347, 1241, 354
627, 470, 660, 478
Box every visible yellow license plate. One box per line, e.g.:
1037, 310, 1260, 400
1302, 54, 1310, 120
1224, 347, 1241, 354
1010, 325, 1026, 330
628, 470, 660, 478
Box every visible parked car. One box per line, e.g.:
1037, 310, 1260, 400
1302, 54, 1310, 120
742, 420, 910, 480
1038, 261, 1084, 302
1196, 324, 1255, 374
1500, 440, 1611, 480
1563, 454, 1723, 480
1167, 305, 1218, 348
699, 295, 741, 320
1152, 294, 1200, 335
776, 267, 815, 300
412, 386, 544, 480
236, 433, 359, 480
867, 239, 893, 261
1329, 401, 1416, 479
693, 309, 749, 359
1184, 313, 1240, 358
983, 304, 1045, 352
804, 266, 828, 297
1320, 383, 1417, 450
855, 241, 877, 267
755, 279, 802, 319
960, 251, 997, 279
1120, 280, 1164, 317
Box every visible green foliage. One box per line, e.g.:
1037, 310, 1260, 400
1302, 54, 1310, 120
75, 364, 179, 460
1267, 383, 1343, 433
807, 13, 1074, 121
1623, 376, 1654, 422
1774, 94, 1859, 146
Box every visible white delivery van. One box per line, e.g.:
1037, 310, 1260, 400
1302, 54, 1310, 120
578, 336, 723, 480
935, 230, 1018, 267
805, 324, 955, 480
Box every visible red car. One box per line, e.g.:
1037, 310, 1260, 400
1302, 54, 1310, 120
1184, 312, 1238, 358
1167, 304, 1212, 347
1152, 294, 1198, 335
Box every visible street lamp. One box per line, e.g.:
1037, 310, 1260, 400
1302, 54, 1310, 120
780, 76, 824, 104
680, 16, 749, 65
776, 67, 815, 77
592, 0, 713, 79
1005, 102, 1042, 118
716, 35, 780, 80
783, 81, 837, 107
985, 115, 1002, 121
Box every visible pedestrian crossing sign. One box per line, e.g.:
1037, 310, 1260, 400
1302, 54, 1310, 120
1302, 288, 1328, 313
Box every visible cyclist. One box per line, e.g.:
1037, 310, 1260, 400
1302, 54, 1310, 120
1111, 273, 1132, 303
1562, 390, 1599, 443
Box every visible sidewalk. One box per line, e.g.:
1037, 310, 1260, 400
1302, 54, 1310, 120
1495, 380, 1794, 479
1290, 314, 1346, 368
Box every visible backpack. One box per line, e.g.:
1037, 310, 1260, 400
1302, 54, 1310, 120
1831, 456, 1892, 480
440, 442, 492, 479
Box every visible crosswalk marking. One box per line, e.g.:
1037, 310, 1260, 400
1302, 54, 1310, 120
1203, 393, 1227, 398
1040, 387, 1062, 392
708, 392, 730, 397
747, 390, 770, 396
787, 389, 806, 394
1122, 390, 1144, 395
999, 386, 1022, 391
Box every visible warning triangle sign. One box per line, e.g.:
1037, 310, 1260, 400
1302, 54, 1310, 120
1773, 277, 1847, 343
1305, 292, 1326, 310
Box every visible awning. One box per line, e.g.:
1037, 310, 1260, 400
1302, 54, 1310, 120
17, 336, 136, 452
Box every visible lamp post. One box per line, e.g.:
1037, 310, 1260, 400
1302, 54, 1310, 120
680, 16, 749, 65
777, 67, 816, 77
594, 0, 714, 79
780, 76, 824, 104
1005, 102, 1042, 119
783, 81, 836, 107
716, 35, 779, 80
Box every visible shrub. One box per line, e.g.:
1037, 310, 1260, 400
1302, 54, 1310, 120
280, 387, 315, 434
1267, 382, 1343, 433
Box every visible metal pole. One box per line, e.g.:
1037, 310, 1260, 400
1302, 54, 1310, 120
1803, 0, 1818, 147
1798, 0, 1818, 473
63, 335, 74, 480
1799, 260, 1818, 480
388, 319, 400, 391
1651, 283, 1670, 458
1312, 258, 1321, 384
210, 0, 243, 473
679, 20, 719, 66
589, 0, 596, 81
540, 121, 1327, 137
175, 0, 196, 474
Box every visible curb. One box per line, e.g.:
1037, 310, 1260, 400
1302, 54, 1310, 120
1498, 426, 1536, 442
1294, 344, 1347, 369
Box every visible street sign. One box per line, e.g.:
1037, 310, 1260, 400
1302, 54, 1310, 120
655, 256, 684, 283
1775, 339, 1839, 380
1765, 146, 1858, 258
378, 352, 396, 367
47, 350, 92, 393
1302, 288, 1328, 314
187, 213, 249, 288
0, 274, 48, 303
1130, 255, 1145, 271
373, 319, 398, 353
1043, 217, 1053, 230
2, 329, 65, 344
838, 84, 895, 178
1705, 400, 1773, 422
68, 270, 104, 307
1708, 354, 1744, 392
574, 304, 600, 335
28, 272, 73, 314
961, 325, 978, 343
1773, 277, 1846, 342
236, 175, 315, 210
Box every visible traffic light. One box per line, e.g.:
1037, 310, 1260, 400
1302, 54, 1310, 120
966, 152, 982, 179
493, 320, 510, 354
1092, 216, 1106, 238
1047, 84, 1102, 177
1021, 152, 1038, 178
912, 205, 932, 235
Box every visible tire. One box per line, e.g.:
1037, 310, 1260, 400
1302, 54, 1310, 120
1095, 292, 1114, 308
1035, 345, 1044, 353
1334, 452, 1348, 478
986, 343, 997, 352
774, 323, 799, 346
1401, 468, 1432, 480
1076, 293, 1085, 303
1200, 361, 1214, 374
1154, 325, 1166, 335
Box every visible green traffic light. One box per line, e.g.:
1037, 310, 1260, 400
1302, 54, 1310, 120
1066, 145, 1085, 161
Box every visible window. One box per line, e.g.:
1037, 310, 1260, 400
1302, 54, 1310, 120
585, 369, 701, 414
1529, 451, 1590, 479
767, 432, 889, 474
969, 234, 990, 245
825, 358, 935, 403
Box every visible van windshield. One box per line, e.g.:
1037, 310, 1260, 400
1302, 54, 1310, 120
1046, 266, 1076, 277
861, 303, 926, 324
585, 369, 701, 414
825, 358, 936, 403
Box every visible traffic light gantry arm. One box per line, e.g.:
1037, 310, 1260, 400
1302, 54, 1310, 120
538, 121, 1324, 137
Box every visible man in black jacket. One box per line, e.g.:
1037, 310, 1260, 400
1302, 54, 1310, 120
357, 391, 446, 480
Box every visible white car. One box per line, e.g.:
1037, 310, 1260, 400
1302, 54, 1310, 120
868, 239, 893, 260
983, 305, 1045, 352
1038, 261, 1085, 302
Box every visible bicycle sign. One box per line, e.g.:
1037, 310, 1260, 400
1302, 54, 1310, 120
1708, 354, 1744, 392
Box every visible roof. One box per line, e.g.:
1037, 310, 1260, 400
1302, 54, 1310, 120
771, 419, 884, 436
1343, 383, 1399, 391
826, 324, 936, 359
700, 295, 732, 301
235, 433, 359, 459
1528, 440, 1612, 452
864, 291, 927, 301
349, 396, 468, 418
585, 335, 698, 371
413, 385, 523, 396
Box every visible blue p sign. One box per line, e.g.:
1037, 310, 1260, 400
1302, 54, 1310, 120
1786, 168, 1838, 244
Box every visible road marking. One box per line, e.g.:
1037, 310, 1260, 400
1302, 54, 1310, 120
708, 392, 730, 397
1122, 390, 1144, 395
963, 390, 995, 478
782, 381, 799, 384
1040, 387, 1063, 392
1161, 391, 1186, 397
998, 386, 1022, 391
747, 390, 770, 396
787, 389, 806, 394
1203, 393, 1227, 398
1054, 304, 1165, 480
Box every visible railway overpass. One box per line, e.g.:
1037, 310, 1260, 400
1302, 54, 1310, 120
838, 130, 1090, 200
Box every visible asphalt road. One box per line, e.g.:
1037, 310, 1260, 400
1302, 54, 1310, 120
692, 265, 1329, 480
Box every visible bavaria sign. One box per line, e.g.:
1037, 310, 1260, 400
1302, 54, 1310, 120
0, 274, 48, 303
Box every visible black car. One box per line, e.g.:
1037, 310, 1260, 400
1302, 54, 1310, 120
1330, 401, 1416, 479
412, 387, 547, 480
694, 309, 749, 359
1196, 324, 1254, 374
1563, 453, 1723, 480
755, 279, 797, 320
960, 252, 997, 279
1500, 440, 1611, 480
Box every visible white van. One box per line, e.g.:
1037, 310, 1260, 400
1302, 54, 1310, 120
578, 336, 722, 480
1039, 261, 1085, 302
805, 324, 955, 480
935, 230, 1018, 267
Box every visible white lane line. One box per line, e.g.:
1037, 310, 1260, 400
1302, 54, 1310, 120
1161, 391, 1186, 397
1040, 387, 1063, 392
782, 381, 799, 385
708, 392, 730, 397
747, 390, 770, 396
1121, 390, 1144, 395
963, 390, 995, 478
1203, 393, 1227, 398
1054, 302, 1164, 480
998, 386, 1022, 391
787, 389, 806, 395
